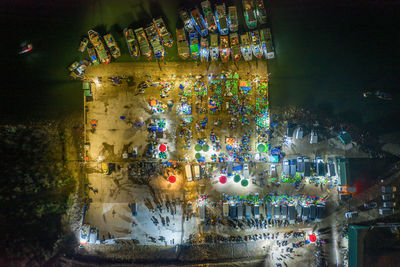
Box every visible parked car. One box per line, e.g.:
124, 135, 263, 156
270, 164, 277, 177
345, 211, 358, 218
363, 202, 377, 209
383, 202, 396, 208
339, 193, 352, 201
296, 157, 305, 173
243, 163, 249, 178
283, 160, 290, 175
382, 186, 397, 193
382, 194, 395, 201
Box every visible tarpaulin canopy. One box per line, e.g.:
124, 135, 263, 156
234, 175, 241, 183
257, 143, 266, 153
159, 144, 167, 152
241, 179, 249, 187
309, 234, 317, 242
168, 176, 176, 183
195, 144, 202, 151
195, 153, 202, 159
219, 176, 227, 184
202, 144, 209, 152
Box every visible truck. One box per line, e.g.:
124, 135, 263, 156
193, 165, 201, 180
199, 205, 206, 222
382, 186, 397, 193
185, 165, 193, 181
288, 205, 296, 224
129, 202, 137, 216
379, 208, 394, 215
245, 204, 251, 219
223, 202, 229, 217
254, 204, 260, 219
237, 204, 243, 219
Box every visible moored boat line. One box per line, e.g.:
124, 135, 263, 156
250, 30, 263, 59
229, 33, 241, 61
176, 28, 190, 60
145, 23, 165, 60
240, 32, 253, 61
210, 33, 219, 61
219, 35, 230, 63
123, 28, 140, 58
189, 31, 200, 59
200, 37, 210, 62
88, 30, 111, 64
201, 1, 217, 33
103, 33, 121, 59
153, 17, 174, 48
191, 8, 208, 37
255, 0, 268, 25
215, 4, 229, 36
135, 27, 152, 60
242, 0, 257, 30
228, 6, 238, 33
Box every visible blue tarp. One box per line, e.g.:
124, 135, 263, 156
232, 165, 243, 172
269, 155, 279, 163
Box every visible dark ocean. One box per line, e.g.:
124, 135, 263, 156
1, 0, 399, 134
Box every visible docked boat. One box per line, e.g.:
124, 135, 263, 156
200, 37, 209, 62
250, 30, 263, 59
134, 27, 152, 60
145, 23, 165, 59
242, 0, 257, 29
210, 33, 219, 61
219, 35, 230, 63
201, 1, 217, 33
215, 4, 229, 36
255, 0, 267, 24
191, 8, 208, 37
104, 33, 121, 59
240, 32, 253, 61
228, 6, 238, 32
261, 27, 275, 59
176, 28, 190, 60
179, 8, 195, 33
189, 31, 200, 59
88, 30, 111, 64
87, 45, 99, 65
229, 33, 241, 61
153, 17, 174, 48
123, 28, 140, 57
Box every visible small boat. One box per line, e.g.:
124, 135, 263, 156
219, 35, 230, 63
210, 33, 219, 61
123, 28, 140, 57
87, 45, 99, 65
104, 33, 121, 58
200, 37, 209, 62
179, 8, 195, 33
191, 8, 208, 37
240, 32, 253, 61
201, 1, 217, 33
242, 0, 257, 29
145, 23, 165, 59
134, 27, 152, 60
78, 38, 89, 52
215, 4, 229, 36
176, 28, 190, 60
189, 31, 200, 59
251, 30, 263, 59
375, 91, 392, 100
88, 30, 111, 64
262, 27, 275, 59
228, 6, 238, 32
18, 42, 33, 54
153, 17, 174, 47
229, 33, 241, 61
255, 0, 268, 24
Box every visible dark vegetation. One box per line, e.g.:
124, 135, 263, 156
0, 123, 75, 264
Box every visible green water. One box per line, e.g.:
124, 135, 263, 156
1, 0, 399, 134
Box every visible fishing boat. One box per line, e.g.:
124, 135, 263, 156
201, 1, 217, 33
375, 91, 392, 100
242, 0, 257, 29
219, 35, 230, 63
88, 30, 111, 64
215, 4, 229, 36
103, 33, 121, 58
145, 23, 165, 59
191, 8, 208, 37
200, 37, 209, 62
255, 0, 267, 24
250, 30, 263, 59
240, 32, 253, 61
176, 28, 190, 60
179, 8, 195, 33
153, 17, 174, 48
87, 45, 99, 65
262, 27, 275, 59
228, 6, 238, 32
189, 31, 200, 59
210, 33, 219, 61
134, 27, 152, 60
229, 33, 241, 61
123, 28, 140, 57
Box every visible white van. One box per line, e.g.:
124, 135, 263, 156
193, 165, 200, 180
185, 165, 193, 181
